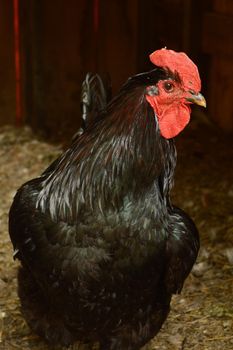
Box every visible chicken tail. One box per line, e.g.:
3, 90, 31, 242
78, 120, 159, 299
42, 73, 111, 176
73, 73, 111, 141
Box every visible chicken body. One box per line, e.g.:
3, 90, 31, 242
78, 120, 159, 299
9, 57, 201, 349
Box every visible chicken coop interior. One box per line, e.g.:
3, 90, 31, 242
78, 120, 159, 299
0, 0, 233, 349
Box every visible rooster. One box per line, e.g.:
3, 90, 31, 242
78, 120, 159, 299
9, 49, 206, 350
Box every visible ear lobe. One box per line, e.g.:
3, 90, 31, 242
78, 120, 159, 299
146, 85, 159, 96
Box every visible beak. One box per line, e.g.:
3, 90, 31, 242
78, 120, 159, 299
186, 92, 207, 108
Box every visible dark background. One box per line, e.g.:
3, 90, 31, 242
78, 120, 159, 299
0, 0, 233, 141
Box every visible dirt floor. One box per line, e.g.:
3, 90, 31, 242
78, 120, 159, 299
0, 119, 232, 350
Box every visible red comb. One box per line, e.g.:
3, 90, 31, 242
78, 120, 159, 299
150, 48, 201, 92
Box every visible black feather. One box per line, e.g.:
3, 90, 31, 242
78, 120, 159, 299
72, 73, 111, 142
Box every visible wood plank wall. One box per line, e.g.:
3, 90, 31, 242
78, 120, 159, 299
19, 0, 138, 140
1, 0, 232, 135
0, 1, 15, 126
202, 0, 233, 131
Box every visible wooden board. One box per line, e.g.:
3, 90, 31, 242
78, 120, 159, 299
202, 13, 233, 56
209, 57, 233, 131
213, 0, 233, 14
0, 1, 15, 125
202, 2, 233, 131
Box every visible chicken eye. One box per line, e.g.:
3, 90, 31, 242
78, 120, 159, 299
163, 81, 174, 93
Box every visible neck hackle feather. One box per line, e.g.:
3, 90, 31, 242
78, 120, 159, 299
37, 69, 177, 223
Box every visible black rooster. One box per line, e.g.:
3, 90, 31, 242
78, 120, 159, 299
9, 49, 206, 349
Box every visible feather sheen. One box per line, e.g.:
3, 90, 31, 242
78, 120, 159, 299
37, 82, 176, 229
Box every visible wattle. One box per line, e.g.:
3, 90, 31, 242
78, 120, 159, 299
156, 103, 191, 139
